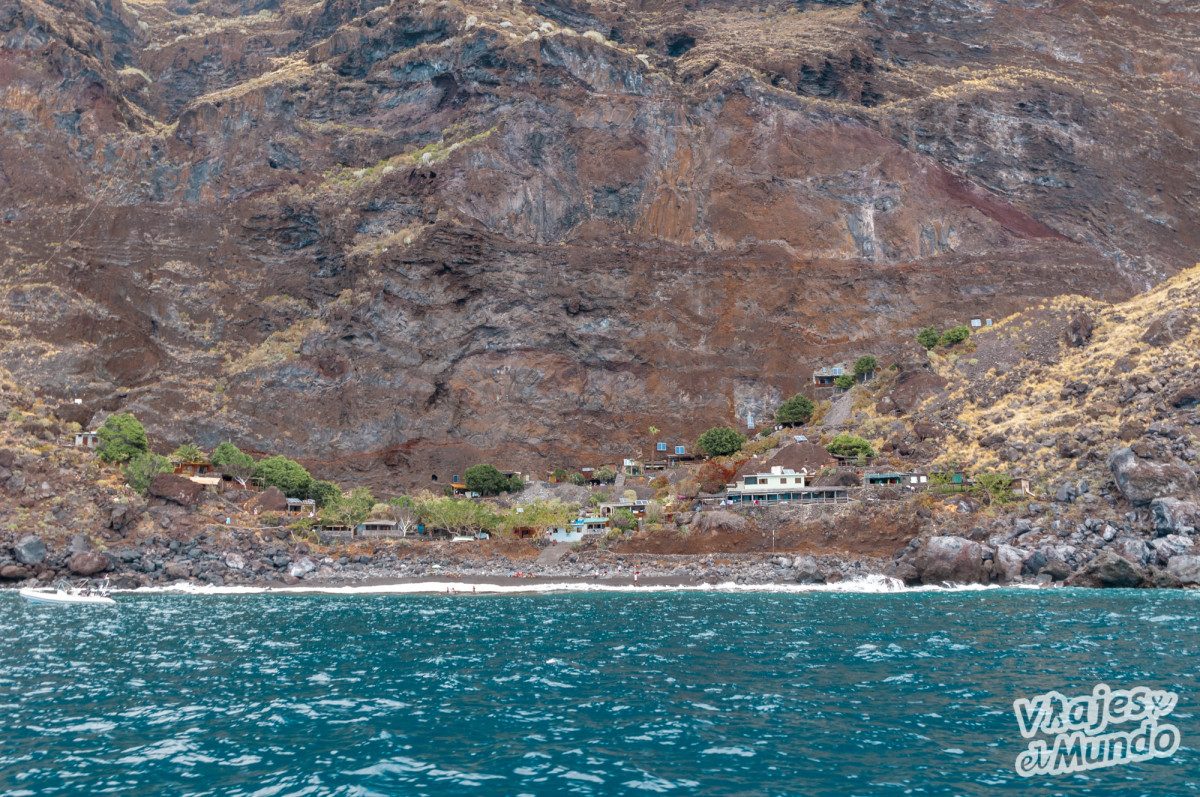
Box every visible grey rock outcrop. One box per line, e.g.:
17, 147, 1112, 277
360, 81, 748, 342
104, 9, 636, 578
13, 535, 46, 566
1067, 550, 1144, 588
915, 536, 991, 584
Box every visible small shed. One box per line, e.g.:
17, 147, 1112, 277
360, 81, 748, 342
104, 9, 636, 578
812, 363, 849, 387
285, 497, 317, 515
74, 431, 100, 449
174, 460, 214, 477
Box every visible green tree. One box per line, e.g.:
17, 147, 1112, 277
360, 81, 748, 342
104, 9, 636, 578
500, 500, 575, 536
610, 508, 638, 531
169, 442, 206, 464
320, 487, 375, 527
418, 497, 495, 537
306, 479, 341, 507
123, 451, 172, 494
97, 412, 148, 463
211, 441, 256, 486
833, 374, 855, 390
853, 356, 878, 378
594, 465, 617, 483
465, 464, 515, 496
917, 326, 940, 350
253, 455, 313, 497
696, 426, 746, 457
939, 325, 971, 347
211, 441, 251, 468
775, 394, 815, 426
507, 474, 526, 493
826, 433, 875, 459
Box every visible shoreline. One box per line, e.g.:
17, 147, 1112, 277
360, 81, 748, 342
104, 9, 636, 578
3, 573, 1064, 596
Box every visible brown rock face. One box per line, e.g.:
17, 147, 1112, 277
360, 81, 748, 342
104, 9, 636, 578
2, 0, 1198, 484
247, 486, 288, 513
148, 473, 205, 507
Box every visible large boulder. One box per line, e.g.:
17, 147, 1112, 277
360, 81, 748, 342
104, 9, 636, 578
689, 510, 747, 534
0, 564, 32, 580
163, 561, 191, 579
1151, 498, 1200, 536
67, 550, 111, 576
791, 555, 822, 584
149, 473, 205, 507
1067, 550, 1144, 588
1165, 555, 1200, 586
1150, 534, 1194, 566
994, 544, 1025, 583
1111, 537, 1152, 566
915, 536, 991, 584
12, 534, 46, 566
288, 557, 316, 578
247, 486, 288, 513
1023, 545, 1074, 581
1107, 447, 1197, 505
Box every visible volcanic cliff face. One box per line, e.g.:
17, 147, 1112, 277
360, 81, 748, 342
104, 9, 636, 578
2, 0, 1199, 486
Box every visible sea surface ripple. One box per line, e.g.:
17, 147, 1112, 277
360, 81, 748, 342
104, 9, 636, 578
0, 589, 1197, 795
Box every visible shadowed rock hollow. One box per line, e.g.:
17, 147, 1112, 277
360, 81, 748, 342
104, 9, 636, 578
2, 0, 1199, 487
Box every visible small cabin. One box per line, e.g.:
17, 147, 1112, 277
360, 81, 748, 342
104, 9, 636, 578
285, 497, 317, 515
812, 363, 849, 387
622, 458, 643, 477
598, 500, 650, 518
570, 517, 611, 535
174, 460, 214, 477
74, 431, 100, 449
357, 520, 400, 538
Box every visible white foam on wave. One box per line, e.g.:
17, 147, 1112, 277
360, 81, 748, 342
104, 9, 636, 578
117, 573, 1033, 597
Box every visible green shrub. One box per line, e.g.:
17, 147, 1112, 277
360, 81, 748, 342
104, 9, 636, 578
306, 479, 341, 507
917, 326, 940, 350
775, 394, 815, 426
123, 451, 172, 494
972, 472, 1015, 505
465, 463, 518, 496
853, 356, 878, 377
939, 325, 971, 347
826, 433, 875, 459
253, 455, 313, 497
833, 374, 855, 390
696, 426, 746, 457
594, 465, 617, 483
97, 412, 148, 463
610, 508, 638, 531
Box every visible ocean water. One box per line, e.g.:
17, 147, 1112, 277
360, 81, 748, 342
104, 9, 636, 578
0, 587, 1197, 796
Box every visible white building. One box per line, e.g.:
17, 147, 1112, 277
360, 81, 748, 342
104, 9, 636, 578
725, 466, 849, 505
74, 431, 100, 449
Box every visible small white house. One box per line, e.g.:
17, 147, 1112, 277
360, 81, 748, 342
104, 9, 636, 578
727, 466, 809, 497
74, 431, 100, 449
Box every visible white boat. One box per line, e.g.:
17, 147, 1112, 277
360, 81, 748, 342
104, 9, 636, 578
19, 581, 116, 606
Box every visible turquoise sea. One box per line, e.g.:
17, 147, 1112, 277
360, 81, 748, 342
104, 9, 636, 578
0, 588, 1197, 796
